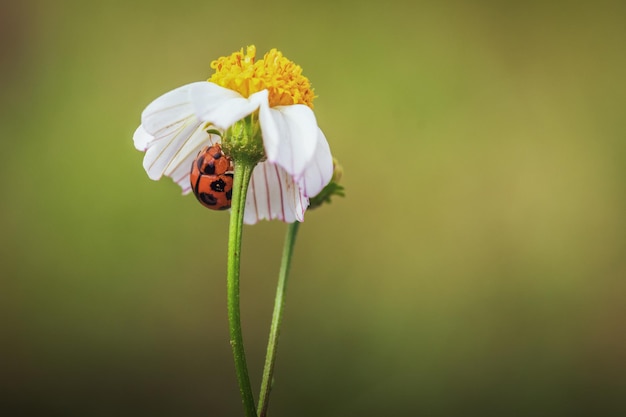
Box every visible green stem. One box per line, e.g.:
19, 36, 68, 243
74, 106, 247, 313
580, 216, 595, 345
227, 160, 257, 417
257, 221, 300, 417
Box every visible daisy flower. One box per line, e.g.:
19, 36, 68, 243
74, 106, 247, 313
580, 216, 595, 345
133, 46, 334, 224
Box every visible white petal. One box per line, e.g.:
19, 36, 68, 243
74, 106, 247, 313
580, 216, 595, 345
142, 114, 203, 180
190, 82, 267, 130
164, 152, 197, 195
163, 125, 219, 194
133, 125, 153, 151
135, 82, 220, 192
244, 161, 308, 225
258, 103, 318, 179
298, 128, 334, 198
141, 82, 204, 137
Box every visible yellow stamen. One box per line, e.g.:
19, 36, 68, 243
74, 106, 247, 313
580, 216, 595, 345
209, 45, 315, 109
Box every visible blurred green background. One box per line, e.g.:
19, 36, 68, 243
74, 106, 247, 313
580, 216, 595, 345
2, 0, 625, 415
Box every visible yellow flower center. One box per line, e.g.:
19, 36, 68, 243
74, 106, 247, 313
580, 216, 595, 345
209, 45, 315, 109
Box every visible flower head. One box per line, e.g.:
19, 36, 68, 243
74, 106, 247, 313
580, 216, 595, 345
209, 46, 315, 108
133, 46, 333, 224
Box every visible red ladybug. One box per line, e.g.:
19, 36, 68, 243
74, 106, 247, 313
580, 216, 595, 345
190, 143, 234, 210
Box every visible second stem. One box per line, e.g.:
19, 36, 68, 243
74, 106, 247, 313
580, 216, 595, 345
257, 221, 300, 417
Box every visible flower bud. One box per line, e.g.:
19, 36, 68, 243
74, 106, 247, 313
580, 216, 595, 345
221, 114, 266, 166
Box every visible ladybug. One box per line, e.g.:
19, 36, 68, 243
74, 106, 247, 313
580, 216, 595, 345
190, 143, 234, 210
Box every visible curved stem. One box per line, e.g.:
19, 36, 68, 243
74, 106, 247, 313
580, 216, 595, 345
257, 221, 300, 417
227, 161, 257, 417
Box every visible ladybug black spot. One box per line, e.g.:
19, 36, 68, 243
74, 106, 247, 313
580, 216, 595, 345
210, 178, 227, 192
199, 193, 218, 206
202, 160, 216, 175
195, 155, 205, 171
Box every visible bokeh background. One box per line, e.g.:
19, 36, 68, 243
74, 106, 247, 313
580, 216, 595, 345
2, 0, 625, 415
